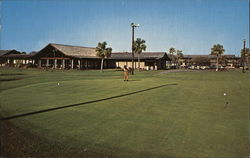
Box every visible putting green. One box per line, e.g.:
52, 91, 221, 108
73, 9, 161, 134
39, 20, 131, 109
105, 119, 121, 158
0, 68, 249, 158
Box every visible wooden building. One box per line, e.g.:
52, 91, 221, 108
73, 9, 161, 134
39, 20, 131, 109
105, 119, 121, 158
178, 55, 239, 68
33, 43, 101, 69
1, 44, 242, 70
32, 43, 170, 70
0, 50, 21, 66
110, 52, 170, 70
0, 50, 38, 67
0, 43, 170, 70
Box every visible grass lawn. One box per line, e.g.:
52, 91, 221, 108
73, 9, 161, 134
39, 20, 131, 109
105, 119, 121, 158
0, 68, 249, 158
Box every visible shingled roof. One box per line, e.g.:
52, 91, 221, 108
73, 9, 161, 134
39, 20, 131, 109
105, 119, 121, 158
0, 50, 20, 57
36, 43, 171, 60
110, 52, 170, 60
39, 43, 97, 58
2, 53, 35, 59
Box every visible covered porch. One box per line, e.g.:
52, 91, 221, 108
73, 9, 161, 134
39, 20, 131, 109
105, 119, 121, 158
38, 57, 101, 69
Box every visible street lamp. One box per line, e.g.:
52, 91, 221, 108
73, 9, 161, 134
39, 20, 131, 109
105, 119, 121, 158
131, 22, 139, 75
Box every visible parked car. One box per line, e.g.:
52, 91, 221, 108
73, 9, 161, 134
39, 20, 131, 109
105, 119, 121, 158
188, 66, 195, 69
200, 66, 209, 70
167, 65, 177, 69
195, 66, 200, 69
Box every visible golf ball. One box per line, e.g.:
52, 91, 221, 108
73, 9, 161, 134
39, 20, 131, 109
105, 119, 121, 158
58, 83, 60, 86
223, 93, 227, 96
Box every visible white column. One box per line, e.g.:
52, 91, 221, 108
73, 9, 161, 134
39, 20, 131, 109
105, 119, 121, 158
39, 60, 41, 67
46, 59, 49, 67
71, 59, 74, 69
78, 60, 81, 69
62, 59, 65, 69
54, 59, 57, 68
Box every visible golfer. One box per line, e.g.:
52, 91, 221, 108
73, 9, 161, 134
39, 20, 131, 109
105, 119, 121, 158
123, 65, 129, 81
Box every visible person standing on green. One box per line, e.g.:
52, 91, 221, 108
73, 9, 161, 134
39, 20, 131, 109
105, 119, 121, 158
123, 65, 129, 81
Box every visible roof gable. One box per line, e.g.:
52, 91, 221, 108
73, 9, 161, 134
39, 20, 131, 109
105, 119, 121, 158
50, 43, 96, 58
36, 43, 97, 58
0, 50, 20, 57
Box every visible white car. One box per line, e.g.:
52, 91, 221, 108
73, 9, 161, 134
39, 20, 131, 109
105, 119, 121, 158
201, 66, 209, 70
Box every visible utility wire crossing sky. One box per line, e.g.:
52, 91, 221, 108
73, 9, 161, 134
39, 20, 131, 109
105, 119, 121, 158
0, 0, 249, 56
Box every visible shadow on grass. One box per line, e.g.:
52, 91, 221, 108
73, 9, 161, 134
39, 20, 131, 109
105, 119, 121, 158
1, 83, 177, 121
0, 78, 23, 82
0, 73, 24, 76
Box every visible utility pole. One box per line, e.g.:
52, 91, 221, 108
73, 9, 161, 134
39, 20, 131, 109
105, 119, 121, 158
131, 23, 135, 75
131, 23, 139, 75
242, 39, 246, 73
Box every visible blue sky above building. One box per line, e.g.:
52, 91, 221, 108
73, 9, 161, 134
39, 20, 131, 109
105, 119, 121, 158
0, 0, 249, 55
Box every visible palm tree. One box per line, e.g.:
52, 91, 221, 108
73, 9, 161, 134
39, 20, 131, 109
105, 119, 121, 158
176, 50, 183, 68
169, 47, 176, 67
96, 41, 112, 72
169, 47, 176, 54
134, 38, 146, 71
210, 44, 225, 71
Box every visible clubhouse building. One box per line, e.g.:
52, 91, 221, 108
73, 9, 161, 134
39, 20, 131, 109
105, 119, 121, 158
0, 43, 170, 70
0, 43, 242, 70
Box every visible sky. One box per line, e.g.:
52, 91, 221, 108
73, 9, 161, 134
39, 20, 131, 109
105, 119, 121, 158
0, 0, 249, 56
